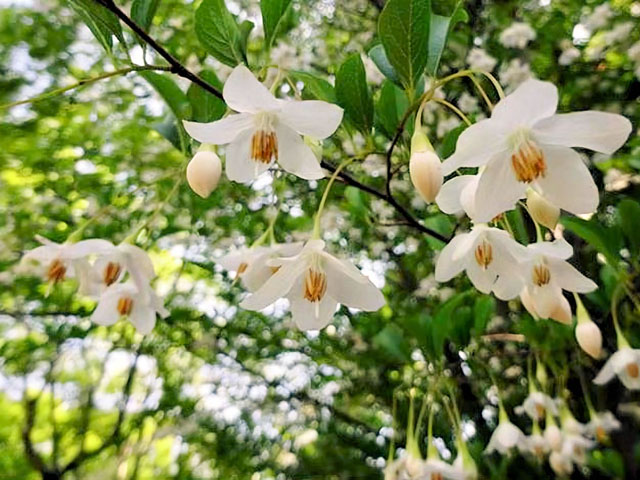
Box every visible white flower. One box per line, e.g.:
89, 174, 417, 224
458, 92, 479, 113
442, 79, 631, 222
452, 452, 478, 480
587, 411, 621, 443
583, 3, 613, 31
575, 319, 603, 359
561, 433, 595, 466
499, 59, 532, 91
603, 22, 634, 46
519, 391, 557, 421
436, 174, 479, 219
519, 238, 597, 323
559, 46, 581, 66
485, 419, 525, 454
526, 188, 559, 230
549, 449, 573, 476
628, 41, 640, 63
435, 224, 527, 300
410, 149, 443, 204
594, 347, 640, 390
239, 240, 385, 330
523, 433, 549, 458
22, 236, 114, 287
423, 458, 465, 480
91, 282, 169, 334
217, 242, 303, 292
466, 48, 497, 72
183, 65, 343, 183
544, 423, 563, 452
186, 150, 222, 198
499, 22, 537, 49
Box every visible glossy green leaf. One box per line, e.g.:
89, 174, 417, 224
288, 71, 336, 102
187, 70, 226, 123
378, 0, 430, 89
473, 295, 495, 336
373, 324, 411, 363
335, 54, 373, 134
195, 0, 245, 67
69, 0, 126, 54
260, 0, 292, 47
368, 44, 401, 87
375, 80, 408, 138
425, 3, 468, 76
617, 198, 640, 255
131, 0, 160, 32
561, 216, 622, 265
140, 71, 190, 120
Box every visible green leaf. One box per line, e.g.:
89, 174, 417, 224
561, 216, 622, 265
335, 54, 373, 134
195, 0, 245, 67
238, 20, 254, 54
618, 198, 640, 255
131, 0, 160, 32
473, 295, 495, 336
69, 0, 126, 54
375, 80, 408, 138
153, 115, 182, 151
505, 206, 529, 245
378, 0, 430, 90
432, 291, 473, 354
187, 70, 226, 123
368, 44, 401, 87
437, 124, 465, 158
140, 71, 190, 119
425, 3, 468, 76
260, 0, 292, 47
373, 324, 411, 363
288, 71, 336, 102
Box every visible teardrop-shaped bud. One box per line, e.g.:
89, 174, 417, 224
186, 151, 222, 198
410, 150, 443, 204
576, 321, 603, 359
526, 189, 560, 230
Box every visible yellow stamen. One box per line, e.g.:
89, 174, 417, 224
431, 473, 444, 480
47, 259, 66, 283
251, 130, 278, 164
474, 240, 493, 269
303, 269, 327, 303
103, 262, 122, 286
237, 262, 248, 275
535, 404, 546, 419
511, 139, 546, 183
532, 263, 551, 286
270, 265, 281, 274
117, 297, 133, 316
626, 362, 639, 379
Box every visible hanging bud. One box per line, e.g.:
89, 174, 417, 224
575, 295, 602, 359
409, 131, 442, 204
186, 150, 222, 198
526, 189, 560, 230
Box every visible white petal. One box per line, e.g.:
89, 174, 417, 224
130, 300, 156, 335
549, 292, 572, 324
278, 100, 343, 139
119, 243, 155, 278
223, 65, 279, 113
473, 153, 525, 222
23, 245, 60, 263
435, 233, 471, 282
67, 239, 116, 258
324, 258, 385, 311
240, 258, 307, 310
531, 284, 562, 319
225, 129, 272, 183
550, 258, 597, 293
527, 237, 573, 260
466, 261, 497, 294
436, 175, 476, 215
533, 111, 632, 154
289, 291, 338, 331
493, 272, 525, 300
441, 119, 508, 175
183, 113, 253, 145
275, 124, 325, 180
91, 285, 128, 326
534, 146, 599, 215
593, 355, 618, 385
321, 251, 369, 285
492, 79, 558, 126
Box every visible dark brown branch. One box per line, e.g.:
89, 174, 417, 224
92, 0, 223, 99
320, 160, 448, 243
22, 398, 49, 475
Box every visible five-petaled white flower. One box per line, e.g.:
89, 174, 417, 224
422, 458, 465, 480
594, 347, 640, 390
217, 242, 303, 292
485, 418, 525, 454
435, 224, 527, 300
517, 391, 557, 421
91, 282, 169, 335
22, 236, 114, 288
239, 239, 385, 330
441, 79, 632, 222
519, 238, 597, 323
183, 65, 343, 183
587, 411, 621, 443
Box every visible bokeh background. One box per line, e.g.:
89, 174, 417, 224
1, 0, 640, 478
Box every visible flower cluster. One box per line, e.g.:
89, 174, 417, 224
22, 236, 167, 334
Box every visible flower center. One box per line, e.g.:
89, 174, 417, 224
596, 426, 607, 443
510, 129, 546, 183
532, 263, 551, 286
103, 261, 122, 286
270, 265, 281, 274
474, 239, 493, 269
237, 262, 249, 275
626, 362, 639, 379
251, 113, 278, 164
47, 259, 66, 283
431, 473, 444, 480
117, 296, 133, 316
535, 404, 546, 419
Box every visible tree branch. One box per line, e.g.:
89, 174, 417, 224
92, 0, 223, 99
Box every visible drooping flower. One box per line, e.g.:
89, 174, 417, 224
186, 150, 222, 198
409, 131, 442, 204
594, 347, 640, 390
435, 224, 527, 300
240, 240, 385, 330
422, 458, 465, 480
217, 242, 303, 292
587, 411, 621, 443
183, 65, 343, 183
91, 282, 169, 334
525, 189, 559, 230
485, 417, 525, 455
518, 238, 597, 323
574, 295, 603, 359
518, 391, 557, 421
22, 236, 114, 287
436, 174, 479, 219
441, 79, 632, 222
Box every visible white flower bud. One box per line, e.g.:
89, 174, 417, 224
576, 321, 603, 359
544, 424, 563, 451
410, 150, 443, 204
186, 151, 222, 198
526, 189, 560, 230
